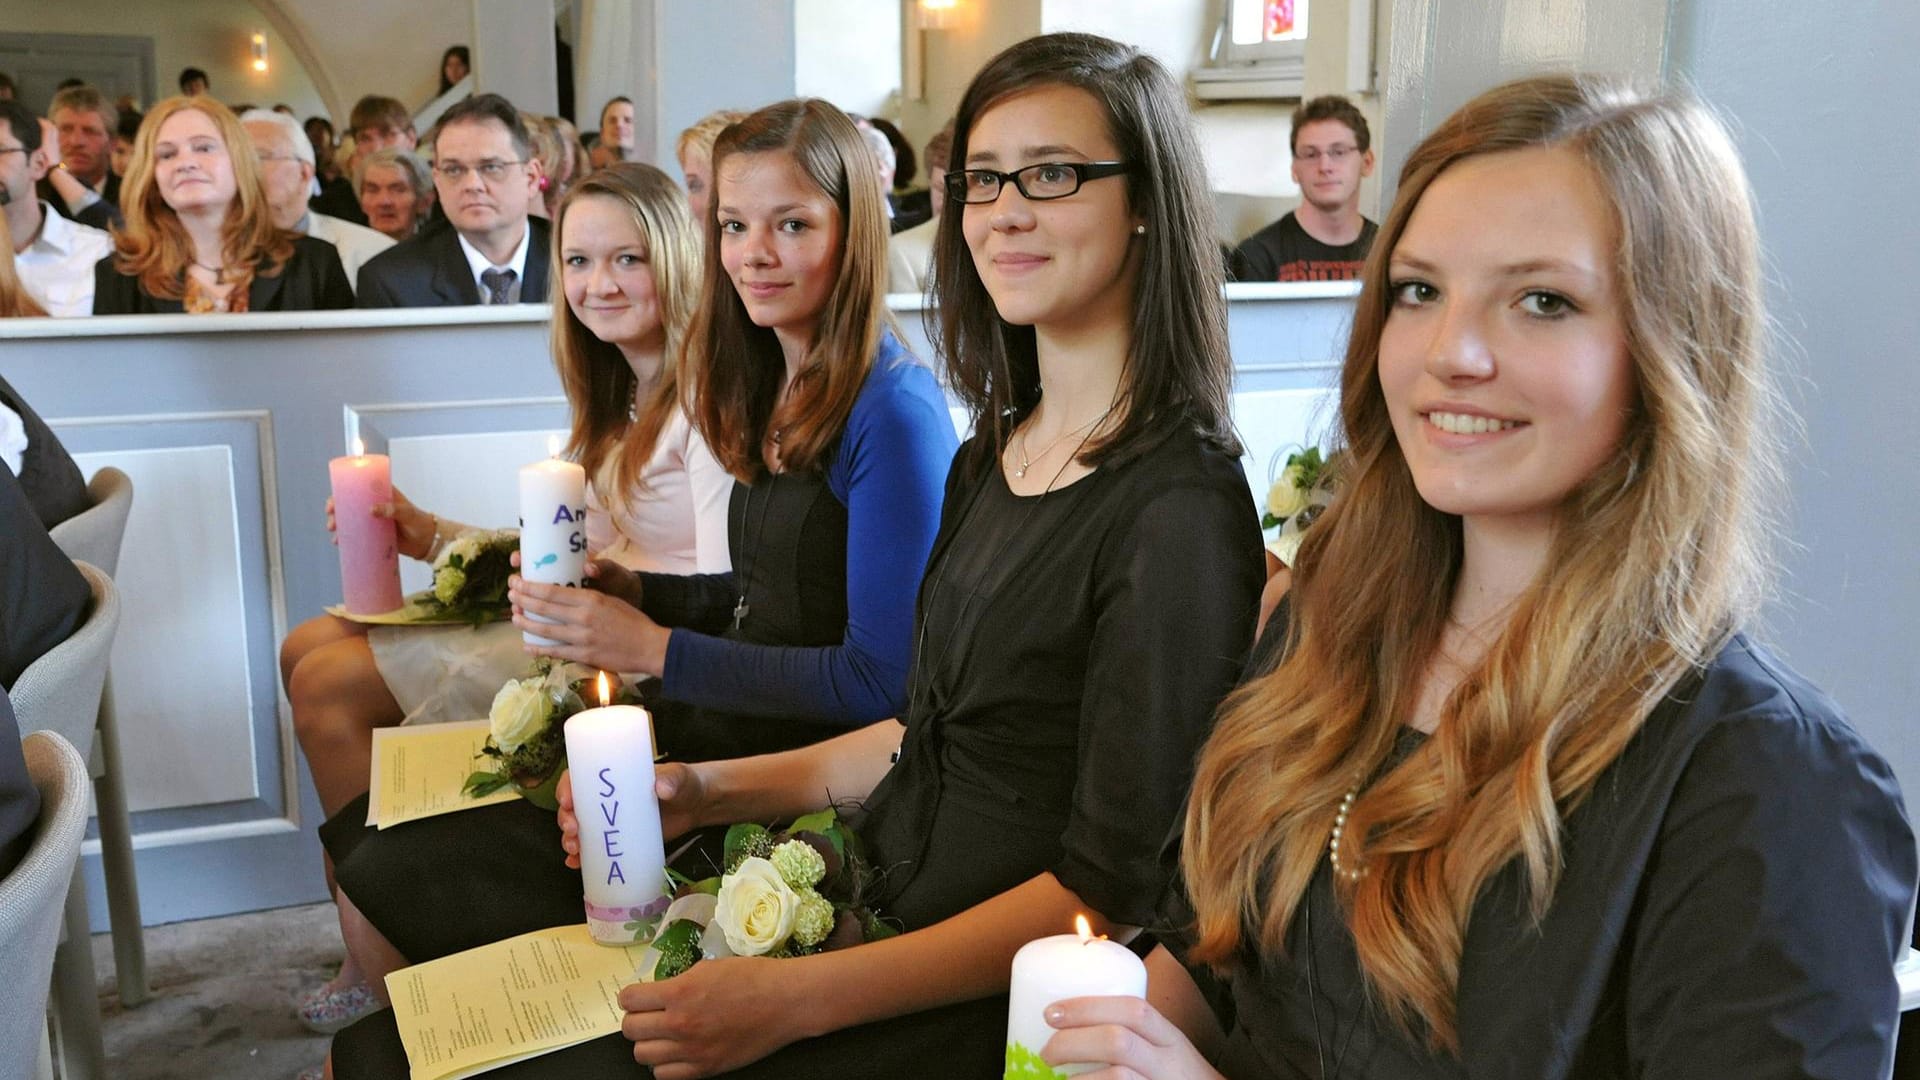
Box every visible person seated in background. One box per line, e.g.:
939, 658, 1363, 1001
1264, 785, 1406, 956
0, 215, 44, 318
353, 148, 434, 243
355, 94, 548, 307
1046, 75, 1917, 1080
241, 109, 393, 290
36, 84, 122, 230
522, 112, 560, 218
93, 95, 353, 314
886, 122, 949, 294
437, 45, 470, 97
1, 102, 113, 316
178, 67, 211, 98
852, 117, 904, 233
588, 95, 635, 169
869, 115, 930, 230
110, 108, 141, 180
1229, 93, 1377, 284
674, 107, 745, 227
313, 95, 418, 225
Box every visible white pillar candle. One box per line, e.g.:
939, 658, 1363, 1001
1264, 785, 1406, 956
519, 438, 588, 646
564, 686, 667, 946
1005, 916, 1148, 1077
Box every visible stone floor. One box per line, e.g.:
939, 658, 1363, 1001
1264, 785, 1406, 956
88, 901, 343, 1080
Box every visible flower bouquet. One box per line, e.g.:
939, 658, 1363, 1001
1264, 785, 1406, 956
633, 808, 897, 981
461, 659, 638, 810
1262, 446, 1342, 568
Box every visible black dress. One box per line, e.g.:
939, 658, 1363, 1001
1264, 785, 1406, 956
1163, 623, 1917, 1079
331, 425, 1265, 1078
91, 235, 354, 313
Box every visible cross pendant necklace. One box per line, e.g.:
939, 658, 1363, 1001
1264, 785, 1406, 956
732, 597, 749, 630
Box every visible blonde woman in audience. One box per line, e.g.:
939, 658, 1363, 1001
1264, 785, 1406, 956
93, 96, 352, 313
523, 112, 561, 218
675, 108, 746, 225
277, 162, 729, 1033
1038, 75, 1917, 1079
0, 213, 48, 317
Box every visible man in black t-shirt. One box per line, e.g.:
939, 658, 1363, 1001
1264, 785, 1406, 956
1230, 95, 1378, 283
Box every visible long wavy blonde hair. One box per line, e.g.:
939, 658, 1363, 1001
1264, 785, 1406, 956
113, 95, 294, 299
550, 164, 702, 516
1182, 74, 1778, 1052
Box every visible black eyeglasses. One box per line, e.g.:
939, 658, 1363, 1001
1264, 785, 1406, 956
945, 161, 1129, 205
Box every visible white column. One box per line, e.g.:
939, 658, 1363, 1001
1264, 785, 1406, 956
472, 0, 560, 116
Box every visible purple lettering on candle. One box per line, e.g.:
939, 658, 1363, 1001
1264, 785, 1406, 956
606, 861, 626, 885
598, 768, 616, 798
604, 830, 622, 858
600, 801, 619, 827
552, 504, 577, 525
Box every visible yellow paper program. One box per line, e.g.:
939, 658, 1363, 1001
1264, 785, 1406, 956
366, 720, 518, 829
387, 923, 648, 1080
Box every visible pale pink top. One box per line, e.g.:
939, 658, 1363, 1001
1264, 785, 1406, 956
586, 405, 733, 574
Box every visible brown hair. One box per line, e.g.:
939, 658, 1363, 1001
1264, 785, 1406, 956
348, 95, 412, 140
49, 84, 118, 132
932, 32, 1239, 480
0, 212, 47, 317
551, 164, 702, 516
112, 96, 296, 300
1290, 94, 1370, 155
684, 99, 893, 480
1182, 74, 1777, 1052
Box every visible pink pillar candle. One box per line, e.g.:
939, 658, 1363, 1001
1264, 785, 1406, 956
329, 450, 404, 615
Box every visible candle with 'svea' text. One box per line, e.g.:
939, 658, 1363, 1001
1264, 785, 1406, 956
565, 685, 666, 945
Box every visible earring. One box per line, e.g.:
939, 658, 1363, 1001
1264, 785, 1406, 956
1133, 224, 1147, 235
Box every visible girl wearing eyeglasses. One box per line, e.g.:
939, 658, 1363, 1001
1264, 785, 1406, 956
94, 96, 353, 313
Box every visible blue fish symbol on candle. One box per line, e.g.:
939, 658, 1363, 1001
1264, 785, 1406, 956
533, 553, 558, 570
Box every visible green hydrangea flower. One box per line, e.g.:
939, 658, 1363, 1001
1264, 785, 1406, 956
1005, 1042, 1069, 1079
792, 889, 835, 947
770, 838, 827, 890
433, 565, 467, 604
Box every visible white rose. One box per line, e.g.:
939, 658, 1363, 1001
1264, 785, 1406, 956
713, 857, 799, 956
1267, 469, 1309, 520
488, 678, 552, 752
435, 532, 482, 570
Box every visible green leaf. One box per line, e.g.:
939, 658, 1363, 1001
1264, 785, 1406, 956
462, 771, 509, 798
788, 807, 838, 836
1004, 1042, 1070, 1080
649, 919, 705, 981
723, 823, 772, 872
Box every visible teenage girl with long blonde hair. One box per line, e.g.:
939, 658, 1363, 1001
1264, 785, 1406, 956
1041, 74, 1915, 1080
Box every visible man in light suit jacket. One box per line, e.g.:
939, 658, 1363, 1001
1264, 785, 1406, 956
242, 110, 395, 292
355, 95, 550, 308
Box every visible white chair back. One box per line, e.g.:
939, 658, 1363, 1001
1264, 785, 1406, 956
49, 467, 133, 579
10, 563, 119, 754
0, 731, 90, 1080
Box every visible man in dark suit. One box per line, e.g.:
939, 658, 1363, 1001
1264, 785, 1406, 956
0, 686, 39, 878
0, 372, 88, 529
356, 94, 550, 308
34, 84, 122, 231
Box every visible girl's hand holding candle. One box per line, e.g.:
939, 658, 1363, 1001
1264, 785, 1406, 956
328, 438, 405, 615
519, 434, 588, 645
1006, 915, 1149, 1077
564, 672, 668, 945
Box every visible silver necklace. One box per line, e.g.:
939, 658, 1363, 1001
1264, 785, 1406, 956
1014, 406, 1113, 479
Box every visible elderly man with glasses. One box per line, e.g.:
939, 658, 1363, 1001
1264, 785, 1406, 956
1229, 94, 1378, 284
241, 109, 394, 292
355, 94, 549, 308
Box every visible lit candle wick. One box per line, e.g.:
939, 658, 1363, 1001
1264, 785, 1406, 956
1074, 914, 1096, 943
596, 671, 612, 707
352, 436, 366, 457
548, 433, 563, 459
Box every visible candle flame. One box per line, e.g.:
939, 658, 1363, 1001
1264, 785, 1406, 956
1074, 914, 1094, 943
352, 436, 365, 457
548, 433, 563, 458
597, 671, 612, 707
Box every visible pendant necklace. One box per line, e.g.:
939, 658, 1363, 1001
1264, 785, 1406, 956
731, 428, 786, 631
192, 260, 229, 285
1015, 405, 1113, 479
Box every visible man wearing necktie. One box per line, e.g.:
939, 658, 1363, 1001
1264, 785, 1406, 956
355, 94, 551, 308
